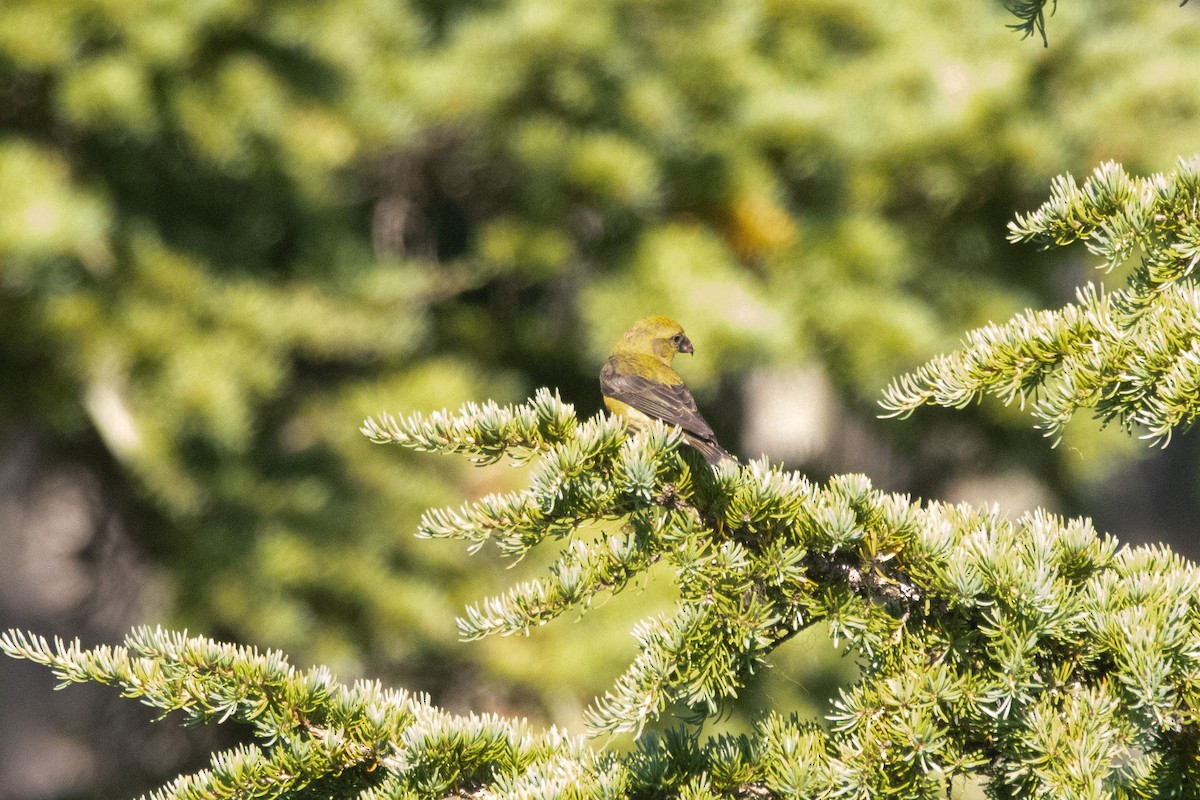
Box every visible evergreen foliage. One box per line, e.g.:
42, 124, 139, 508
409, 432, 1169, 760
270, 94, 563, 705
1004, 0, 1191, 46
4, 0, 1199, 706
1003, 0, 1055, 45
882, 158, 1200, 446
6, 1, 1200, 797
11, 378, 1200, 796
0, 627, 606, 800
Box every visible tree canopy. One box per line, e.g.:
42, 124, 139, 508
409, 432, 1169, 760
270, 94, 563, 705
2, 0, 1200, 797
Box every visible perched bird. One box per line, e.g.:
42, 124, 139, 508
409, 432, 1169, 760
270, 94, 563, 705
600, 316, 736, 465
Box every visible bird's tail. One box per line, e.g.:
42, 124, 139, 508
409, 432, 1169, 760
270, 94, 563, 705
686, 435, 738, 466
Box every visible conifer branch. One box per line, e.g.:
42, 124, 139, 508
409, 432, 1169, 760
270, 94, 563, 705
361, 387, 579, 465
11, 396, 1200, 795
1002, 1, 1191, 46
457, 524, 661, 640
0, 627, 602, 800
16, 151, 1200, 798
414, 413, 669, 560
1004, 0, 1054, 46
366, 392, 1200, 798
883, 157, 1200, 445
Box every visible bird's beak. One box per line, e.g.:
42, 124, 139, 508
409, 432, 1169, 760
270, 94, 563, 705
678, 335, 694, 355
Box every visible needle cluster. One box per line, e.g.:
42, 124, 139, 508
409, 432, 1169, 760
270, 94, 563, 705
882, 158, 1200, 446
11, 386, 1200, 798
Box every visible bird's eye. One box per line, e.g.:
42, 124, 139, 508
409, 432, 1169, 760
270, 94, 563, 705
671, 334, 682, 343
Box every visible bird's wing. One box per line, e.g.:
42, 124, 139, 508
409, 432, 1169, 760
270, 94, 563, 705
600, 360, 717, 440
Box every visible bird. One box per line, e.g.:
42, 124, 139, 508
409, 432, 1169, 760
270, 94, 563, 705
600, 316, 736, 465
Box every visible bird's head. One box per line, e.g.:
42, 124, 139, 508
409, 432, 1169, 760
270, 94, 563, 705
614, 316, 694, 363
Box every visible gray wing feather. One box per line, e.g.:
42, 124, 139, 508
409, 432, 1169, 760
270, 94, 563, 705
600, 361, 717, 440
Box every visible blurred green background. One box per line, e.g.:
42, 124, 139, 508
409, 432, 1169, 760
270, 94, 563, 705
1, 0, 1198, 797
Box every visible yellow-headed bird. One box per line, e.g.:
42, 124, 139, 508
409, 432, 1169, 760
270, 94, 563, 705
600, 316, 736, 465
